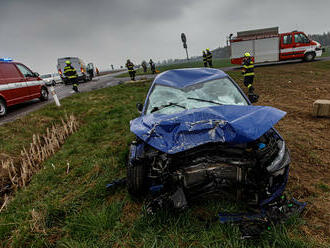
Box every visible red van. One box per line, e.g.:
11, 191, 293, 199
0, 59, 48, 117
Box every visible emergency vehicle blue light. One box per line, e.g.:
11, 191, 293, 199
0, 57, 13, 62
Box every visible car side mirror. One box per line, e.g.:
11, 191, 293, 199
136, 103, 143, 113
33, 72, 40, 77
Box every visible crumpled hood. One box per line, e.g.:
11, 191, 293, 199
130, 105, 286, 154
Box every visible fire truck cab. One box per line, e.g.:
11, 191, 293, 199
230, 27, 323, 65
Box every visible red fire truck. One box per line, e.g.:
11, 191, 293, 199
230, 27, 323, 65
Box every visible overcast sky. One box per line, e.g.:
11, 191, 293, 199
0, 0, 329, 74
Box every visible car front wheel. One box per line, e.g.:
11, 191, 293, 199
0, 99, 7, 117
39, 87, 49, 101
127, 163, 146, 197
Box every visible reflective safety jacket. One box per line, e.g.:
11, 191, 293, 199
64, 65, 78, 79
242, 58, 254, 77
203, 53, 207, 63
206, 51, 212, 61
126, 62, 135, 72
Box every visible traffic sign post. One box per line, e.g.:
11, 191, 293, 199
181, 33, 189, 60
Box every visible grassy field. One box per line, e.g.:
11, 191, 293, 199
115, 58, 232, 78
321, 46, 330, 57
0, 60, 329, 247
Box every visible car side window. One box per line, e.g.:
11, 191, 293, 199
283, 35, 292, 45
16, 64, 34, 77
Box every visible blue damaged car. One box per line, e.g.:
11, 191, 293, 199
128, 68, 290, 210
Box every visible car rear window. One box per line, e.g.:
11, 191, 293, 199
0, 63, 22, 78
41, 74, 52, 78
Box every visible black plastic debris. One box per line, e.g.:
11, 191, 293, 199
219, 195, 307, 239
106, 177, 127, 189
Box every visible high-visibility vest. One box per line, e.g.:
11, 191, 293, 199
126, 62, 135, 72
242, 59, 254, 77
63, 65, 78, 79
203, 53, 207, 62
206, 51, 212, 61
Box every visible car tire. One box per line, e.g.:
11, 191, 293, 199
39, 87, 49, 101
304, 52, 315, 62
52, 80, 56, 86
0, 99, 7, 117
127, 163, 145, 197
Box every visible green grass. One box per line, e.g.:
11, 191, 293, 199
0, 75, 325, 247
116, 58, 232, 78
321, 46, 330, 57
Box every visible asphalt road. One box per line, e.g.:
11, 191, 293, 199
0, 72, 153, 125
1, 56, 329, 125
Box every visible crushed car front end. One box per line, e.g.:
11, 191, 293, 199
127, 68, 291, 210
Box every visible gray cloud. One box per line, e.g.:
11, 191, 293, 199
0, 0, 329, 74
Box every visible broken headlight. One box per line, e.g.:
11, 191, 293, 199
266, 140, 290, 176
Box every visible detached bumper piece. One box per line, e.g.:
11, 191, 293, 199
219, 196, 307, 239
106, 177, 127, 189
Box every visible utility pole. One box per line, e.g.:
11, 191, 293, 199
181, 33, 189, 60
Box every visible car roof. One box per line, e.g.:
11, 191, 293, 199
152, 68, 228, 89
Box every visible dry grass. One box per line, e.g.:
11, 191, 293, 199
0, 115, 79, 211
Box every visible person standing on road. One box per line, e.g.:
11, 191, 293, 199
242, 52, 259, 102
126, 59, 136, 81
141, 61, 147, 73
149, 59, 156, 74
202, 50, 207, 67
206, 48, 213, 67
64, 60, 79, 93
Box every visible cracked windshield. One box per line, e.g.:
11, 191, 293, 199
146, 77, 248, 114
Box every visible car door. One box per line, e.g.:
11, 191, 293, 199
293, 32, 310, 59
279, 33, 294, 60
16, 63, 41, 98
0, 62, 28, 105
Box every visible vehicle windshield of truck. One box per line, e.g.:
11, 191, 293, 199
41, 74, 52, 79
146, 77, 248, 115
294, 33, 309, 43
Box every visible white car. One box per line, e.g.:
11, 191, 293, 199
40, 73, 63, 86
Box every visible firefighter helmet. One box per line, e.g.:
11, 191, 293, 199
244, 52, 251, 57
65, 60, 71, 65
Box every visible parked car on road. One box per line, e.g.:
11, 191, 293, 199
40, 73, 62, 86
57, 57, 91, 84
128, 68, 290, 211
0, 58, 48, 117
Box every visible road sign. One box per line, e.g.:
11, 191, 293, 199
180, 33, 189, 60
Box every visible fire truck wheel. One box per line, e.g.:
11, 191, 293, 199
304, 52, 315, 62
0, 98, 7, 117
40, 87, 49, 101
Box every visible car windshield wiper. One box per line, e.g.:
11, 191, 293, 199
187, 97, 223, 105
151, 102, 186, 113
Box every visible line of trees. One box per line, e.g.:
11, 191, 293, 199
308, 32, 330, 46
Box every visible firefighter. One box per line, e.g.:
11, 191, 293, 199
126, 59, 136, 80
206, 48, 213, 67
64, 60, 79, 93
242, 52, 259, 102
202, 50, 207, 67
141, 61, 147, 73
149, 59, 156, 74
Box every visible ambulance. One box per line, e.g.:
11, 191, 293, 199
230, 27, 323, 65
0, 58, 48, 117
